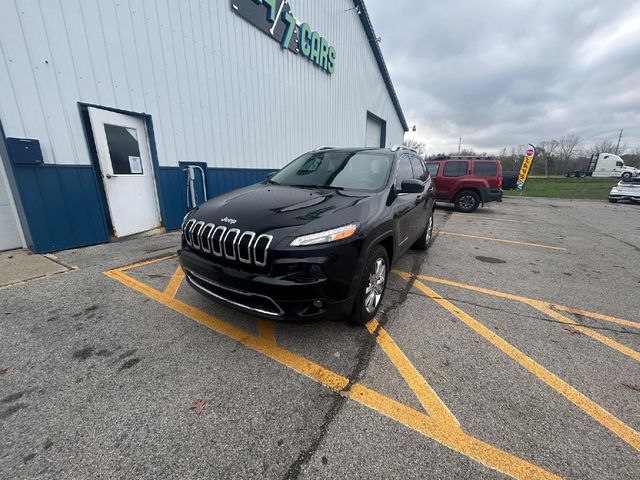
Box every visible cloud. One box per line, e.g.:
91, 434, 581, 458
366, 0, 640, 154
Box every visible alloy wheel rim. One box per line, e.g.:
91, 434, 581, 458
425, 215, 433, 244
460, 195, 475, 209
365, 258, 386, 314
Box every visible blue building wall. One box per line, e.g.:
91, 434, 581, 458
11, 164, 110, 253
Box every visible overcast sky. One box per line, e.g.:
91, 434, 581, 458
366, 0, 640, 155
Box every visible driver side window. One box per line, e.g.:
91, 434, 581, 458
395, 156, 413, 190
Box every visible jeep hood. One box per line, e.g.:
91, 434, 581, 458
191, 183, 374, 234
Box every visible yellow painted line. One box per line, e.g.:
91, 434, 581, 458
366, 319, 459, 427
105, 263, 560, 479
552, 305, 640, 330
409, 273, 640, 331
163, 266, 185, 299
531, 303, 640, 362
117, 254, 178, 272
453, 213, 534, 225
257, 319, 277, 347
439, 231, 566, 251
348, 383, 560, 480
398, 272, 640, 452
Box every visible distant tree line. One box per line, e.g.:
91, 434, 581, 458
407, 136, 640, 175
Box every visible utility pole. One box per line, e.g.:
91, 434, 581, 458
458, 137, 462, 154
615, 129, 623, 154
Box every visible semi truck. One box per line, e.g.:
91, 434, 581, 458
565, 153, 640, 180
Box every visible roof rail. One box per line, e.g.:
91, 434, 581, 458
390, 145, 418, 154
315, 146, 336, 150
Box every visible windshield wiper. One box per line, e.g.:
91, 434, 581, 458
298, 184, 344, 191
265, 179, 280, 185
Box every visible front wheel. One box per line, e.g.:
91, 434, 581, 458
350, 245, 389, 325
454, 190, 480, 213
413, 209, 434, 250
621, 172, 633, 181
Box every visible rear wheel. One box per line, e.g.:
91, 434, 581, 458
413, 209, 434, 250
454, 190, 480, 213
350, 245, 388, 325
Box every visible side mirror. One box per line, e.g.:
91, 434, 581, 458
399, 179, 425, 194
266, 171, 277, 179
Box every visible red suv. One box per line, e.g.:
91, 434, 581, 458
425, 156, 503, 212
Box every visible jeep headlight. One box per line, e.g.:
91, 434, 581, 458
290, 224, 359, 247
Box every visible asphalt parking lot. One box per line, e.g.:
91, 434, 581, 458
1, 197, 639, 479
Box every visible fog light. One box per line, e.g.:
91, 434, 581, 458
313, 300, 324, 308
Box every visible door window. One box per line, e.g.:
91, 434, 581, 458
443, 161, 468, 177
410, 156, 428, 181
395, 156, 414, 189
473, 161, 498, 176
104, 124, 143, 175
426, 163, 439, 177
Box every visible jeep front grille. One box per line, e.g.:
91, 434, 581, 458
183, 218, 273, 267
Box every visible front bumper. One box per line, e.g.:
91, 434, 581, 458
177, 247, 358, 322
609, 194, 640, 202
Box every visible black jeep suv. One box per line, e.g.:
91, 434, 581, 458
178, 146, 435, 324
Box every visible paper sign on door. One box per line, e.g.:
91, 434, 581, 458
128, 156, 143, 174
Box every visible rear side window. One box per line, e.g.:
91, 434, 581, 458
410, 156, 428, 181
474, 161, 498, 176
426, 163, 439, 176
395, 155, 413, 189
443, 161, 468, 177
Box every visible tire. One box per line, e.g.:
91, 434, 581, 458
569, 172, 576, 178
621, 172, 633, 181
413, 208, 434, 250
609, 198, 618, 203
580, 172, 587, 178
350, 245, 389, 325
454, 190, 480, 213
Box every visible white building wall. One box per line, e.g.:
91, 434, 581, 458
0, 0, 405, 170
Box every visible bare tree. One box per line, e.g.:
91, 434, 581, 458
588, 140, 618, 156
403, 138, 427, 156
538, 139, 559, 176
557, 135, 582, 172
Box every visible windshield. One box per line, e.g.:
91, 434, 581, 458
270, 151, 393, 191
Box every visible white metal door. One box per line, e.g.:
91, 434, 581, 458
0, 153, 23, 251
88, 107, 161, 238
365, 115, 382, 148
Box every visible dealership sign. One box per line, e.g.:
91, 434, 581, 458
231, 0, 337, 74
516, 144, 536, 190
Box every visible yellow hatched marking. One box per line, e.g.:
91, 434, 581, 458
104, 262, 560, 480
553, 305, 640, 330
439, 231, 566, 251
411, 273, 640, 331
365, 319, 459, 426
118, 254, 177, 272
531, 303, 640, 362
396, 272, 640, 453
163, 266, 185, 299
